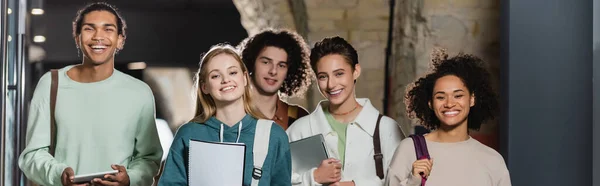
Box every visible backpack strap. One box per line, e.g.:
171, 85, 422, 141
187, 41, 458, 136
409, 134, 430, 186
251, 119, 273, 186
49, 69, 59, 156
373, 114, 384, 179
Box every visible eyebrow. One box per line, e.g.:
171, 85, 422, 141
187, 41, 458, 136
208, 66, 240, 74
258, 56, 272, 61
82, 23, 117, 28
259, 56, 287, 64
317, 68, 345, 75
434, 89, 465, 95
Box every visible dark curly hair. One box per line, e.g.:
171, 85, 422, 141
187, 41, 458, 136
239, 28, 313, 98
405, 48, 498, 130
72, 2, 127, 39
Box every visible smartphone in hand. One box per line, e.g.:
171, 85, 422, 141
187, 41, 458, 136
73, 170, 118, 184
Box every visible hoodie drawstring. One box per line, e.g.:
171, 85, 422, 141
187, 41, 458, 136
236, 121, 242, 143
219, 124, 224, 143
219, 121, 243, 143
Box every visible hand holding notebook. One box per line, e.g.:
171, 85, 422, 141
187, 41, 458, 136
289, 134, 329, 173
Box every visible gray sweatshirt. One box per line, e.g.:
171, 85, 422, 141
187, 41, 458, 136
385, 136, 511, 186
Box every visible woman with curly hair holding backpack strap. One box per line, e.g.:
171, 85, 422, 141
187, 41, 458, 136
385, 49, 511, 186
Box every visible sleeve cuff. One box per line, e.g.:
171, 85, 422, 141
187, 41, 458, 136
308, 168, 323, 186
126, 169, 140, 186
407, 174, 422, 186
53, 164, 69, 186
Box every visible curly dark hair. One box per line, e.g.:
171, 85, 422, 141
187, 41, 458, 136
239, 28, 313, 98
72, 2, 127, 40
405, 49, 498, 130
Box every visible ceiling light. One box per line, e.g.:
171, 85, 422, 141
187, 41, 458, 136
128, 62, 147, 70
33, 35, 45, 43
31, 8, 44, 15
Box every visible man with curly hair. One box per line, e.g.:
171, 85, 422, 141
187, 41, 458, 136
239, 29, 313, 130
385, 48, 510, 186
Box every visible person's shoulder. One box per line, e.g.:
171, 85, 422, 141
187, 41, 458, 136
115, 69, 152, 92
379, 115, 399, 126
265, 120, 288, 141
30, 69, 59, 105
390, 136, 417, 160
286, 113, 311, 133
378, 115, 408, 137
174, 121, 207, 138
399, 136, 416, 149
36, 66, 71, 91
114, 69, 154, 98
468, 138, 510, 178
470, 138, 507, 165
34, 71, 52, 93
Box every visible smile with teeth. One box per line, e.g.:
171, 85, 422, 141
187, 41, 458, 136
443, 110, 459, 116
328, 89, 343, 96
90, 45, 108, 53
220, 85, 236, 92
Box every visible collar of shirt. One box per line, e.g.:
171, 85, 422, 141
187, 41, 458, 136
310, 98, 381, 137
272, 98, 289, 127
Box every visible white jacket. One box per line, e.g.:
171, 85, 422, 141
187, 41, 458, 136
286, 98, 406, 186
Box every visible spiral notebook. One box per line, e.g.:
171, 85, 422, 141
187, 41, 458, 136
188, 139, 246, 186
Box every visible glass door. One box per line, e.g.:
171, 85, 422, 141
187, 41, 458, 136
1, 0, 28, 185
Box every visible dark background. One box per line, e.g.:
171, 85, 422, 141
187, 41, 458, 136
32, 0, 247, 69
502, 0, 593, 185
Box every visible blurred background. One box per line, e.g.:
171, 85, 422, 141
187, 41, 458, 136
2, 0, 595, 185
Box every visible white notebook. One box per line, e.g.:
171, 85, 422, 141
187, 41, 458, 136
188, 139, 246, 186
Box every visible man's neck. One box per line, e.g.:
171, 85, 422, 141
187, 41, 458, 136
252, 86, 279, 119
68, 60, 115, 83
215, 98, 247, 127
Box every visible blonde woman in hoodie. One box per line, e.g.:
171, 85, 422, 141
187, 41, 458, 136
158, 44, 291, 186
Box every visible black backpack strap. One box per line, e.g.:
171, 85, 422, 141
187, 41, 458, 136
373, 114, 384, 179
